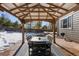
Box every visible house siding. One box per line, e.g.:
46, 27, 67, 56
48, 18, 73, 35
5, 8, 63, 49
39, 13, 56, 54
58, 11, 79, 43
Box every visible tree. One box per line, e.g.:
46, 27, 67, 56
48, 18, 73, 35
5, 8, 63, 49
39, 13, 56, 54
3, 20, 11, 27
0, 16, 19, 29
42, 25, 48, 30
12, 21, 19, 29
35, 21, 42, 29
0, 17, 5, 25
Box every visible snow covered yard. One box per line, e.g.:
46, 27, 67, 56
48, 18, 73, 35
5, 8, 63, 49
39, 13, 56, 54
0, 31, 22, 56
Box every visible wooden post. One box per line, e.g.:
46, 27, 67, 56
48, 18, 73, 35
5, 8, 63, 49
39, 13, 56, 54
53, 19, 56, 43
22, 23, 25, 44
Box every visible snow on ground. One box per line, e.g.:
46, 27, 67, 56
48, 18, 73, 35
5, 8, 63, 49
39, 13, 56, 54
0, 31, 22, 51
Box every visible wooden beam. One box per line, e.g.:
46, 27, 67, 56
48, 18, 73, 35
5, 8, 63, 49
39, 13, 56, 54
20, 3, 32, 20
0, 5, 4, 11
40, 5, 63, 15
13, 4, 63, 17
20, 15, 50, 18
13, 3, 25, 17
21, 23, 25, 44
45, 4, 50, 21
13, 3, 28, 23
10, 3, 31, 11
46, 5, 51, 21
0, 5, 22, 22
54, 3, 65, 17
21, 4, 40, 19
13, 3, 37, 19
22, 7, 35, 19
60, 4, 79, 17
27, 5, 32, 22
46, 13, 48, 20
15, 6, 58, 9
38, 5, 40, 20
15, 10, 62, 15
23, 19, 53, 23
40, 6, 59, 18
12, 4, 40, 14
14, 5, 63, 15
48, 3, 68, 11
53, 18, 56, 43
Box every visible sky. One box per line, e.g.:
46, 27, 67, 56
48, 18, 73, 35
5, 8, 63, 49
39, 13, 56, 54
0, 11, 21, 24
0, 11, 49, 26
42, 21, 49, 27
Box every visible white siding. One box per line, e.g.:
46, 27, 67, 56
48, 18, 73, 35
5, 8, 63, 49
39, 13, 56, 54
58, 11, 79, 43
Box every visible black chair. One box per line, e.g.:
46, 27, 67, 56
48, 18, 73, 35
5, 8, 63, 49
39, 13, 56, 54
61, 33, 65, 37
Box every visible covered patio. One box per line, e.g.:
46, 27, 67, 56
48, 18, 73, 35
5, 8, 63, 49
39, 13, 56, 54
0, 3, 79, 56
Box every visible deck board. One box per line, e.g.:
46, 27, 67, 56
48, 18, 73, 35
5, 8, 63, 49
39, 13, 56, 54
15, 41, 65, 56
51, 43, 65, 56
15, 42, 29, 56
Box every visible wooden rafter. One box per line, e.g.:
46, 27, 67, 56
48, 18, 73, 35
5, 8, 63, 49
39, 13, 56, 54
38, 5, 40, 20
54, 3, 65, 16
15, 10, 61, 14
11, 3, 64, 19
14, 4, 63, 15
15, 6, 58, 9
60, 4, 78, 17
14, 4, 40, 14
13, 3, 26, 17
40, 5, 59, 18
46, 13, 48, 20
46, 5, 51, 20
47, 3, 68, 11
0, 4, 22, 21
41, 5, 63, 15
22, 4, 40, 19
40, 4, 56, 23
22, 15, 49, 17
0, 3, 78, 23
20, 9, 33, 19
13, 3, 37, 20
23, 19, 53, 23
27, 4, 32, 21
10, 3, 31, 11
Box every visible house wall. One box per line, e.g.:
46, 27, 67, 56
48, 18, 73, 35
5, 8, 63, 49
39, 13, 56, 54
58, 10, 79, 43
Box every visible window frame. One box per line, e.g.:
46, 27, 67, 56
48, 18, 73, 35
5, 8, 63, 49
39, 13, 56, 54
60, 15, 73, 29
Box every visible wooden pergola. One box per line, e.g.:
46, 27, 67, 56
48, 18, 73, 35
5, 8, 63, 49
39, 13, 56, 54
0, 3, 79, 44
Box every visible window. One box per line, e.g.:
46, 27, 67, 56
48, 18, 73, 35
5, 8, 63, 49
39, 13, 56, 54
61, 16, 72, 28
63, 18, 68, 28
61, 20, 63, 28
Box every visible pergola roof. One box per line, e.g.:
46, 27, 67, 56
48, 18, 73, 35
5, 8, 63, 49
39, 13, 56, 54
0, 3, 79, 23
